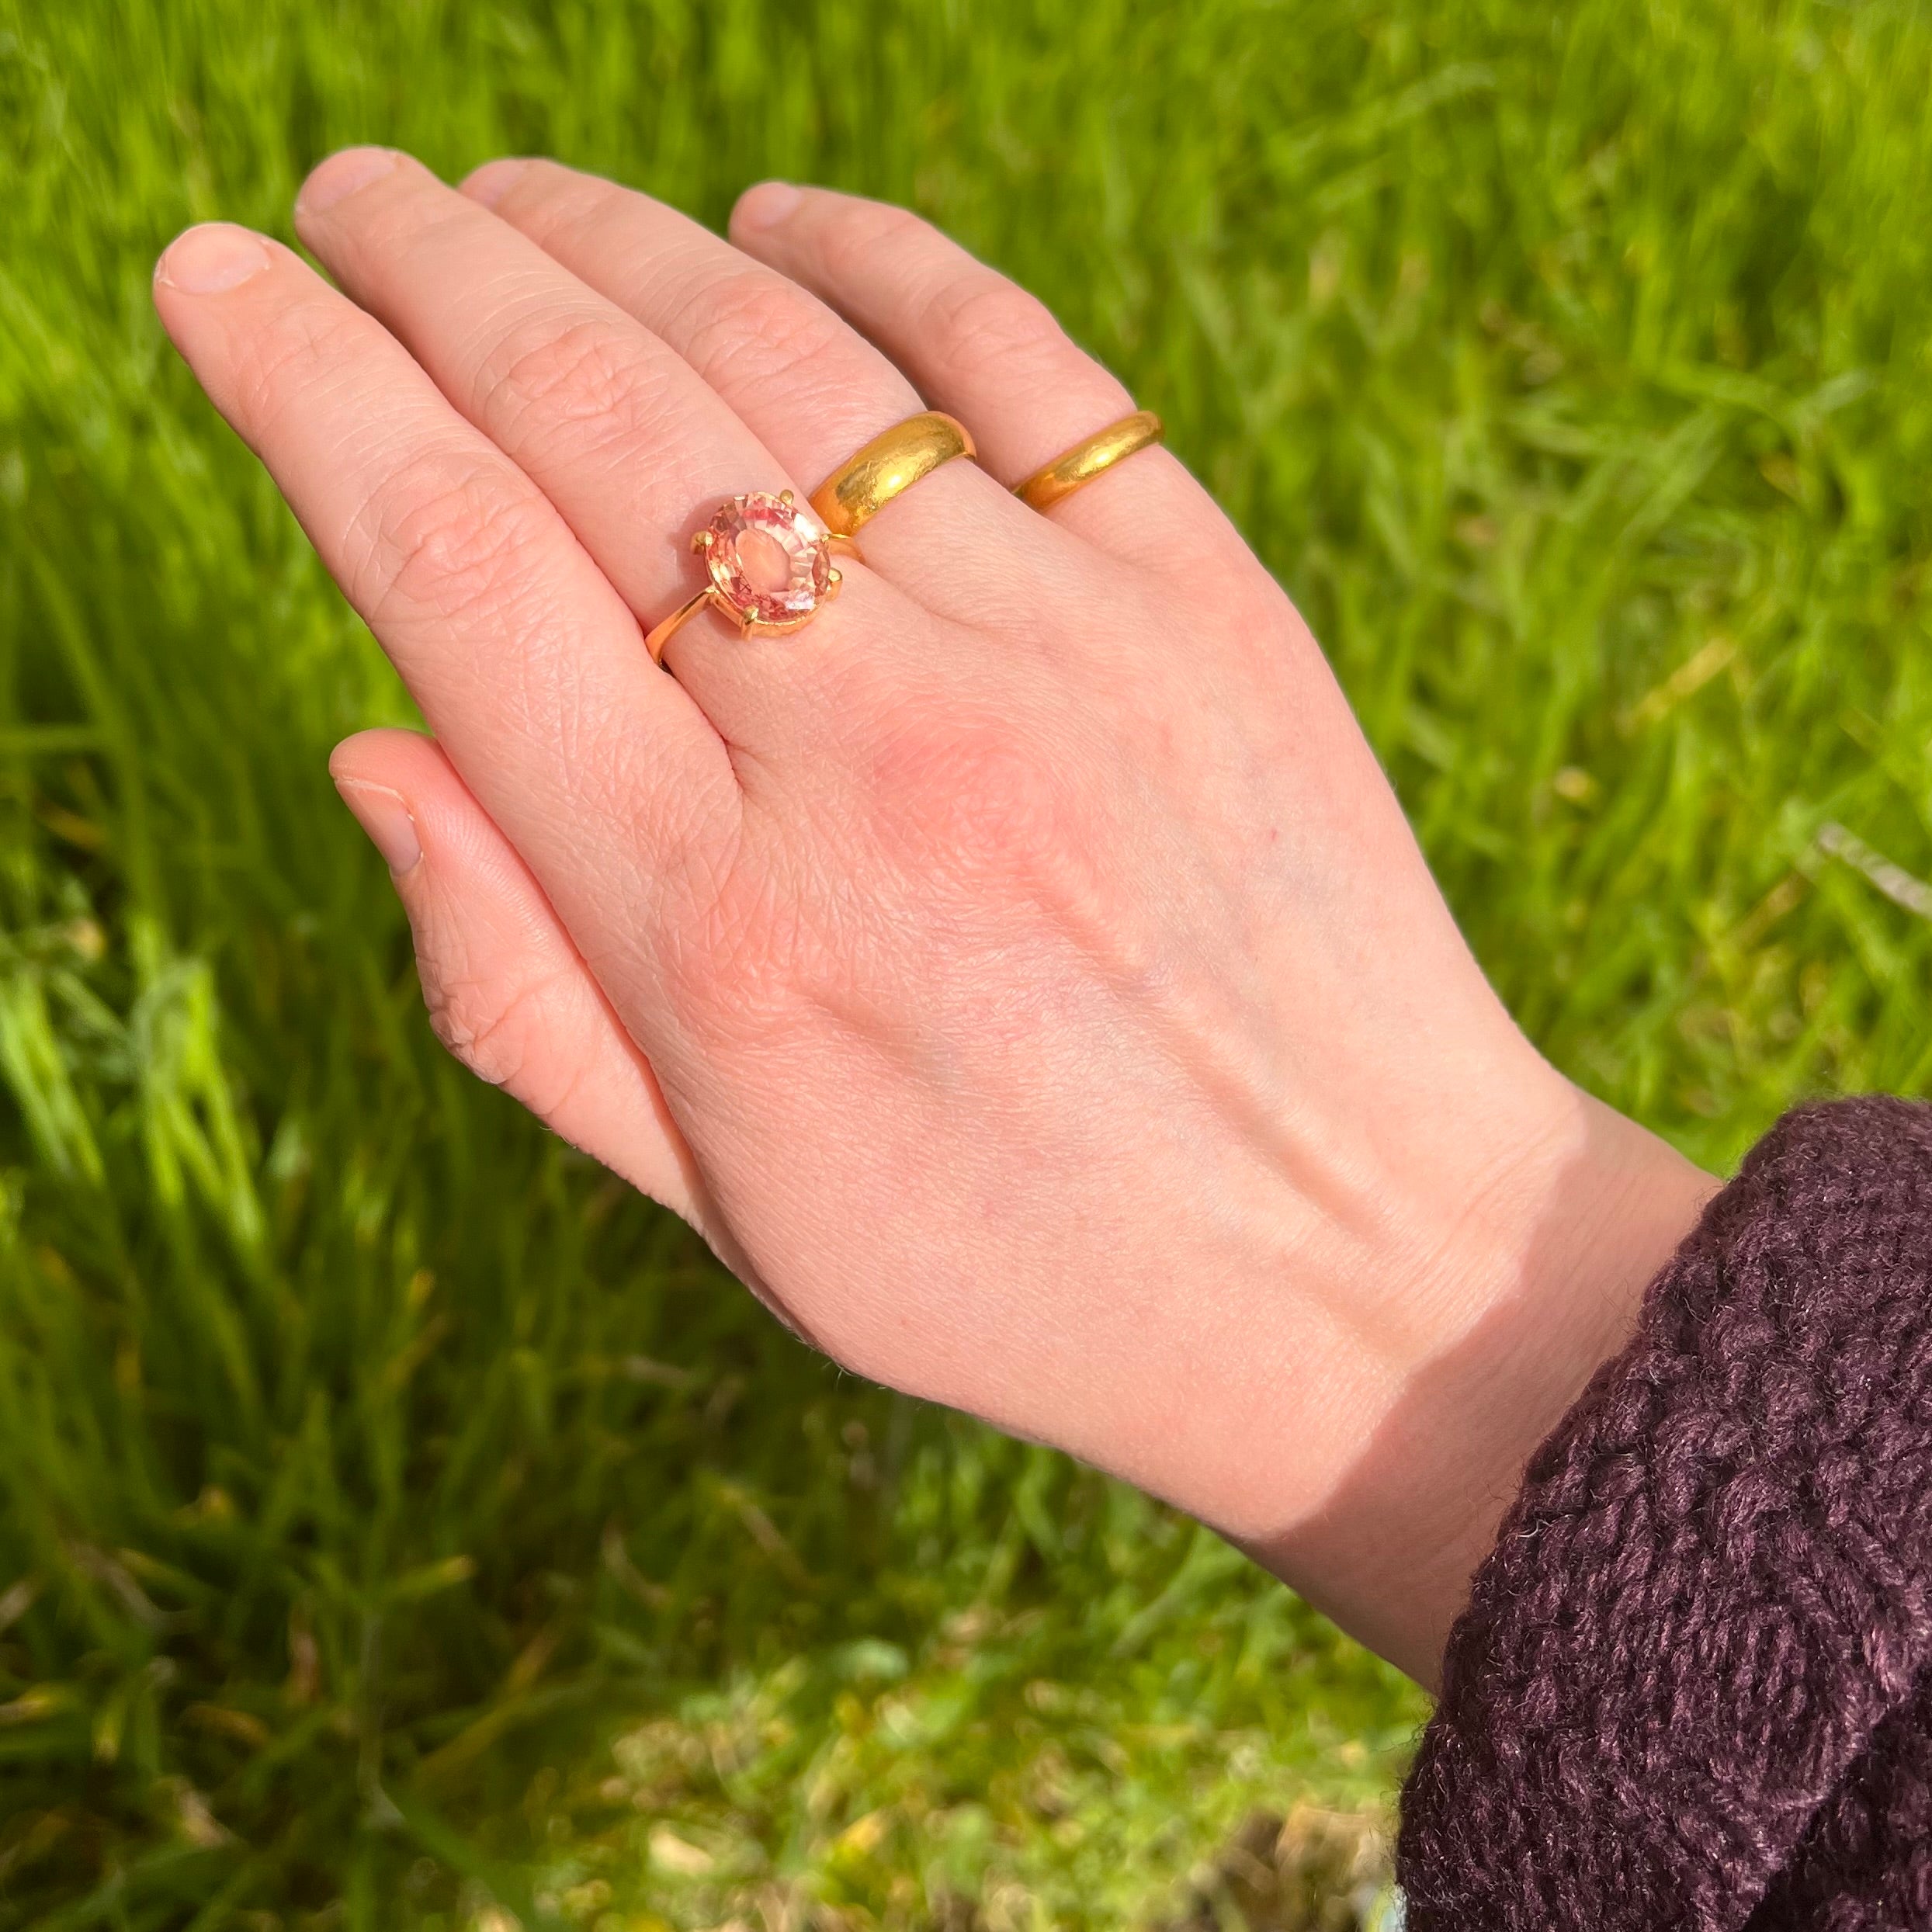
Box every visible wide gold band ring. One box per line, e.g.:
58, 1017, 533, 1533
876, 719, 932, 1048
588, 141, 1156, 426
1014, 410, 1164, 514
643, 489, 855, 667
808, 410, 976, 539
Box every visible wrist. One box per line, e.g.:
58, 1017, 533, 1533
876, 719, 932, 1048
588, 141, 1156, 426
1245, 1071, 1716, 1684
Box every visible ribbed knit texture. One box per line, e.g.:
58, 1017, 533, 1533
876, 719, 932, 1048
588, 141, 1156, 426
1396, 1098, 1932, 1930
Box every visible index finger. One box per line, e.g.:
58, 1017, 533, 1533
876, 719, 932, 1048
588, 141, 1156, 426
152, 220, 738, 912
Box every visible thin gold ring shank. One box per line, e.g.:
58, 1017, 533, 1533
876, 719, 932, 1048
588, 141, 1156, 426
643, 585, 716, 666
809, 411, 976, 538
1014, 410, 1164, 513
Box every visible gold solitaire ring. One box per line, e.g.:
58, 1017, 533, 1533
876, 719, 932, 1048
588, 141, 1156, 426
643, 490, 847, 665
1015, 410, 1164, 513
644, 414, 977, 668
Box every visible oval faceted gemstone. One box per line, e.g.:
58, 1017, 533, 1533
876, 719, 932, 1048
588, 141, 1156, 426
702, 492, 832, 626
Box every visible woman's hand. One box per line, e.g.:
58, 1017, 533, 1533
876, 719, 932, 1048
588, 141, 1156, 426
154, 150, 1714, 1682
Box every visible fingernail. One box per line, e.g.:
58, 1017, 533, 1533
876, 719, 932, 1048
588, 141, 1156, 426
463, 158, 528, 210
334, 779, 422, 876
155, 224, 271, 294
734, 182, 802, 232
298, 146, 399, 217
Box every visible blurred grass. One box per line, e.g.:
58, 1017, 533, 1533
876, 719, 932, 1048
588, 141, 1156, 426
1, 0, 1930, 1924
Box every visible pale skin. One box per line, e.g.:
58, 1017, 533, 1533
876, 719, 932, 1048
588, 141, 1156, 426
153, 149, 1717, 1687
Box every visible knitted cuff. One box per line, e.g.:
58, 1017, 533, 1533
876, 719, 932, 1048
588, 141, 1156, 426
1395, 1098, 1932, 1931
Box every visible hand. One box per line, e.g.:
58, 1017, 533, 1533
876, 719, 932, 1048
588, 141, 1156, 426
154, 151, 1715, 1683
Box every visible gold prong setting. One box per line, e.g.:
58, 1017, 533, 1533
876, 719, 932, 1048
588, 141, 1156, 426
647, 491, 859, 668
699, 491, 835, 629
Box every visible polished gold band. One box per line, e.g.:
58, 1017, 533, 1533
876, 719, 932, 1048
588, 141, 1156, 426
808, 410, 976, 538
1014, 410, 1164, 513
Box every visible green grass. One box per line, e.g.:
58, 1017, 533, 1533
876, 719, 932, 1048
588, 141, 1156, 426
2, 0, 1930, 1923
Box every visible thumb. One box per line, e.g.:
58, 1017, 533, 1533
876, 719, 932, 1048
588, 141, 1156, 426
329, 727, 720, 1241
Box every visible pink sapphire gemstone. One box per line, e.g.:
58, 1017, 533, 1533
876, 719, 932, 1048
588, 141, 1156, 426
702, 492, 832, 628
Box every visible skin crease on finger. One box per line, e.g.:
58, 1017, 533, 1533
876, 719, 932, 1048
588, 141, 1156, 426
155, 160, 1717, 1687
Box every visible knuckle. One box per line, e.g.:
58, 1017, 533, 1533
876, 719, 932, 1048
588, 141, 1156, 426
820, 200, 929, 285
231, 300, 379, 440
350, 451, 553, 628
681, 267, 851, 391
498, 161, 616, 247
354, 194, 460, 263
919, 274, 1067, 386
421, 959, 574, 1108
471, 315, 675, 458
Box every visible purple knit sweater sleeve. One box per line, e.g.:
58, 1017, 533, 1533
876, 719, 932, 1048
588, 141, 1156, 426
1396, 1097, 1932, 1930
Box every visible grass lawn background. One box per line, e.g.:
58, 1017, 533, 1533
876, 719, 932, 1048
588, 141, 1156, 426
3, 0, 1930, 1923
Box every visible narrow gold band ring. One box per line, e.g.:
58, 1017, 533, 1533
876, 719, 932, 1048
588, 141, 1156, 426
808, 410, 976, 538
1014, 410, 1164, 514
